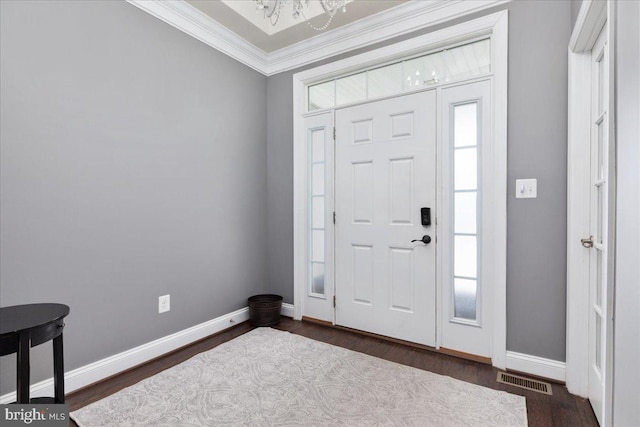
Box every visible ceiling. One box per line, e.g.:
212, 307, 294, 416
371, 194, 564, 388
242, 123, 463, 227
127, 0, 508, 75
185, 0, 412, 53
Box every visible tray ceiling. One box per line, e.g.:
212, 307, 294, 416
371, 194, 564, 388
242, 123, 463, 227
126, 0, 509, 75
185, 0, 411, 53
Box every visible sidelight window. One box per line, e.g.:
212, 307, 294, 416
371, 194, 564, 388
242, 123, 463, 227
309, 127, 326, 296
452, 102, 480, 322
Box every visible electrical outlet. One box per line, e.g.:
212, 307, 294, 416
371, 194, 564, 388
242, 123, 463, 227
158, 295, 170, 313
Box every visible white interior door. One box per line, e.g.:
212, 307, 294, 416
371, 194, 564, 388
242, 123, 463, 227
587, 26, 608, 426
334, 91, 436, 346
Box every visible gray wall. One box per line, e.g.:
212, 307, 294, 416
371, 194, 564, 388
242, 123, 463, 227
0, 1, 267, 394
0, 0, 576, 394
613, 1, 640, 424
266, 0, 572, 361
571, 0, 583, 28
266, 76, 295, 303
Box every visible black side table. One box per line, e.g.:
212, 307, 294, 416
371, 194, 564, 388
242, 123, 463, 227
0, 303, 70, 403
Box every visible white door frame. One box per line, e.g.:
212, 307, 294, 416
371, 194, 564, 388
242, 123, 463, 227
293, 11, 508, 369
566, 1, 616, 424
439, 80, 494, 358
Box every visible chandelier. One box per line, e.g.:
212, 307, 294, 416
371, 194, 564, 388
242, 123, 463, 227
253, 0, 348, 31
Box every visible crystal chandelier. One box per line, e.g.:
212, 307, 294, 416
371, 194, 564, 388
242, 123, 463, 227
254, 0, 348, 31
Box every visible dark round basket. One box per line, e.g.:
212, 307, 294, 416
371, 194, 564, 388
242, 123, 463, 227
248, 294, 283, 327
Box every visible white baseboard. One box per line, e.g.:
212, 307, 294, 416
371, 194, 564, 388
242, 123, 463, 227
0, 307, 251, 404
505, 351, 566, 383
281, 303, 294, 318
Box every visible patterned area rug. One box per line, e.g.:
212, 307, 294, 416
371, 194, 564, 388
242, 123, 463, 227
71, 328, 527, 426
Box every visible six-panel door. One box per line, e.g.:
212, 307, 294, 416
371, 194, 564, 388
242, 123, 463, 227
334, 91, 437, 346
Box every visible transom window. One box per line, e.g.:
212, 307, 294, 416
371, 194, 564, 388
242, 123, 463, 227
308, 38, 490, 111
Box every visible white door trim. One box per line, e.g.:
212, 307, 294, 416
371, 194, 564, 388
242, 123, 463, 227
301, 112, 335, 322
566, 2, 616, 425
439, 80, 494, 358
566, 47, 592, 398
293, 10, 508, 369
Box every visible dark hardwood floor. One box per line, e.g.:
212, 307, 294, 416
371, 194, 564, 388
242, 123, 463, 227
66, 318, 599, 426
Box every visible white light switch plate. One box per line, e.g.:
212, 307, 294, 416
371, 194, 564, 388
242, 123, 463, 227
516, 179, 537, 199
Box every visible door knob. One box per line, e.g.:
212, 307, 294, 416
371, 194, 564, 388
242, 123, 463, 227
411, 235, 431, 244
581, 236, 594, 248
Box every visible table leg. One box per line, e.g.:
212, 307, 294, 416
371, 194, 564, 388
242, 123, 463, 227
17, 332, 30, 404
53, 333, 65, 404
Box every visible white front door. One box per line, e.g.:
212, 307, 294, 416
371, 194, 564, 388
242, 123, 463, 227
334, 91, 436, 346
587, 26, 609, 426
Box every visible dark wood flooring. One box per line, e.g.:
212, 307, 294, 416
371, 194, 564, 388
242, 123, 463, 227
66, 318, 599, 426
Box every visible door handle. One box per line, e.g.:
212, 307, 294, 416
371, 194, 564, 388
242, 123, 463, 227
411, 235, 432, 244
581, 236, 594, 248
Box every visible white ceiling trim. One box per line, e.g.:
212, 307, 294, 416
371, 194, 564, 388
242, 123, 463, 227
266, 0, 509, 75
126, 0, 270, 74
127, 0, 510, 76
219, 0, 355, 36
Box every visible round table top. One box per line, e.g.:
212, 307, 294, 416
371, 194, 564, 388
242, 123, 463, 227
0, 303, 70, 336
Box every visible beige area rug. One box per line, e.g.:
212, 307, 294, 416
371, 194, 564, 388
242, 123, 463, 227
71, 328, 527, 426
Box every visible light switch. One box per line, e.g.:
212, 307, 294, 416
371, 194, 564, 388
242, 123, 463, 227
515, 179, 537, 199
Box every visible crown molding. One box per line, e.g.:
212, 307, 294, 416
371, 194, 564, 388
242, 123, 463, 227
127, 0, 511, 76
126, 0, 270, 73
265, 0, 510, 74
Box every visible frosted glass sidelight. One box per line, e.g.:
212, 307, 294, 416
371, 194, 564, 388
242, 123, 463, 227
312, 230, 325, 262
312, 196, 324, 229
454, 278, 477, 320
454, 103, 478, 147
337, 73, 367, 105
454, 148, 477, 190
368, 63, 403, 98
312, 163, 324, 195
311, 129, 325, 162
312, 262, 325, 295
454, 192, 477, 234
308, 80, 335, 111
454, 235, 477, 278
308, 123, 326, 296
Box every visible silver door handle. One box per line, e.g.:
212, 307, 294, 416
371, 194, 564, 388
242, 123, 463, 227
581, 236, 594, 248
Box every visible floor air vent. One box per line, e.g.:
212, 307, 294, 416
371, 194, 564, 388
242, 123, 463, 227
497, 372, 552, 395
